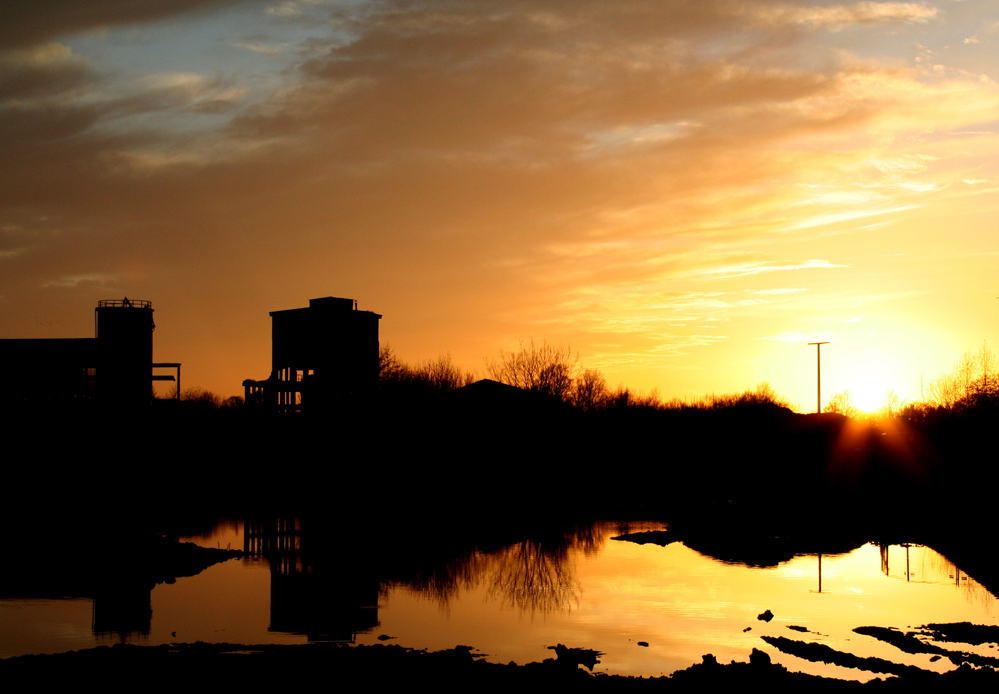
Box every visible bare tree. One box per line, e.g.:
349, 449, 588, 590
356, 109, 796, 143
926, 342, 999, 408
486, 340, 578, 401
881, 389, 903, 418
571, 368, 608, 412
379, 345, 475, 398
825, 389, 858, 418
928, 369, 960, 407
977, 341, 996, 396
415, 353, 476, 392
379, 344, 408, 384
956, 349, 977, 399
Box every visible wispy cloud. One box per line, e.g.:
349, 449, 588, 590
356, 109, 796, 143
738, 2, 938, 30
43, 273, 118, 288
696, 259, 847, 280
787, 206, 922, 231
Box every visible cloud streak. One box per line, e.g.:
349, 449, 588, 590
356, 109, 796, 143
696, 259, 848, 279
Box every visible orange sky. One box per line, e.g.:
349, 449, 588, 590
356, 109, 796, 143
2, 1, 998, 411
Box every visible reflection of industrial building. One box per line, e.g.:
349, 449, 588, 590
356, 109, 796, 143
244, 517, 380, 641
0, 299, 179, 408
243, 297, 381, 414
93, 586, 152, 639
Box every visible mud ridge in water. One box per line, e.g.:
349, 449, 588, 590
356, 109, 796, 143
854, 626, 999, 669
915, 622, 999, 647
760, 635, 932, 678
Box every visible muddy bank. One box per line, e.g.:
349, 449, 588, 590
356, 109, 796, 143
3, 641, 998, 690
1, 532, 241, 599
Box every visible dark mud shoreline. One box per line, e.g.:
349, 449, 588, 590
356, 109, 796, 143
3, 641, 998, 690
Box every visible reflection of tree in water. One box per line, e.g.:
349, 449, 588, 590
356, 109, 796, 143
487, 539, 580, 616
396, 546, 490, 610
486, 523, 607, 615
570, 521, 606, 557
397, 522, 605, 615
920, 546, 994, 610
960, 572, 994, 610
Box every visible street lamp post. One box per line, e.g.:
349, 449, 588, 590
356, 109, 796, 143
808, 341, 830, 414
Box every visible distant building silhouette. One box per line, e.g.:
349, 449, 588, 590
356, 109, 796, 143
243, 297, 381, 414
0, 298, 179, 409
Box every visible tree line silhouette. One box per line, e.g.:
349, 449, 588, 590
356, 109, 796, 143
159, 337, 999, 426
377, 339, 790, 414
825, 341, 999, 422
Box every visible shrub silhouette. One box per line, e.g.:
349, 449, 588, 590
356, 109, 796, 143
379, 345, 476, 402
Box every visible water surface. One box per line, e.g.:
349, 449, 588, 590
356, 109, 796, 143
2, 519, 995, 681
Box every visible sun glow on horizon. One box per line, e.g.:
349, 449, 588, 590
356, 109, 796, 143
841, 363, 895, 414
767, 329, 965, 416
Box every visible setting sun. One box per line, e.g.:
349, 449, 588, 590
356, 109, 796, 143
841, 365, 894, 414
821, 339, 934, 414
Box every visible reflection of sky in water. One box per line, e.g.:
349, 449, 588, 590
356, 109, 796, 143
1, 522, 995, 681
362, 536, 994, 680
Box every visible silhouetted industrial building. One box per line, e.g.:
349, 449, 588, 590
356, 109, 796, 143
0, 298, 178, 408
243, 297, 381, 414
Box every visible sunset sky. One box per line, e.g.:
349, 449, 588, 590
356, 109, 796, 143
3, 1, 998, 411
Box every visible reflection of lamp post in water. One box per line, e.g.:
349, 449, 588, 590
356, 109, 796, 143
810, 552, 827, 594
807, 342, 830, 414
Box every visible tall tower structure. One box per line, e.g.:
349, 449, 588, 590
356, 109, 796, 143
95, 299, 154, 408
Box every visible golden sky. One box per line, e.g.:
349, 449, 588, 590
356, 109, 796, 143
2, 1, 998, 410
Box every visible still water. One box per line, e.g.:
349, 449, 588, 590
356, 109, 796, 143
2, 519, 996, 681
